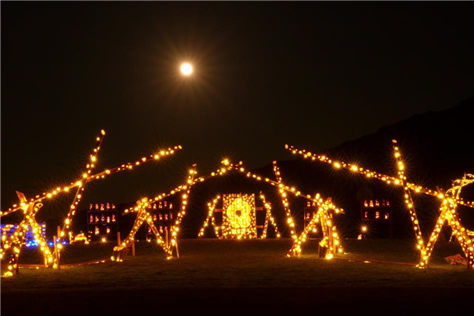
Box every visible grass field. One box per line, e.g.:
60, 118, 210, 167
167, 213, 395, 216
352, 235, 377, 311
2, 238, 473, 315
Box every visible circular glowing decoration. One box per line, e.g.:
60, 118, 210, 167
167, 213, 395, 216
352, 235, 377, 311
227, 197, 252, 230
180, 63, 193, 76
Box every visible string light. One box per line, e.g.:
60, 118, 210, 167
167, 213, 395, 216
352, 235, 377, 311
273, 161, 298, 241
259, 193, 281, 239
59, 130, 106, 250
392, 140, 426, 267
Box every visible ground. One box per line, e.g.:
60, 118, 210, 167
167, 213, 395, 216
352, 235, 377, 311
2, 239, 473, 315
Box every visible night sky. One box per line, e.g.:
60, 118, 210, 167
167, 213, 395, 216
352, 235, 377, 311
2, 2, 474, 210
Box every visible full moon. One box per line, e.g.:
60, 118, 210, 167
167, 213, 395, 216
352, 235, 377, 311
180, 63, 193, 76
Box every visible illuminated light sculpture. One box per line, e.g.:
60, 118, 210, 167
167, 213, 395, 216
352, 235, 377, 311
0, 200, 51, 275
0, 130, 182, 276
392, 141, 426, 266
224, 160, 343, 258
273, 161, 297, 241
422, 173, 474, 268
61, 130, 106, 240
272, 161, 344, 257
1, 222, 47, 247
259, 193, 281, 239
221, 161, 343, 258
198, 195, 223, 238
222, 194, 257, 239
115, 163, 241, 260
285, 141, 474, 269
116, 159, 339, 261
198, 193, 280, 239
0, 191, 59, 273
113, 165, 198, 260
0, 132, 182, 218
288, 194, 344, 258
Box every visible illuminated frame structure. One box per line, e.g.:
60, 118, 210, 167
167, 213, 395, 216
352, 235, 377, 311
288, 194, 344, 258
271, 161, 344, 257
198, 193, 281, 239
0, 130, 181, 276
113, 165, 198, 260
286, 140, 474, 269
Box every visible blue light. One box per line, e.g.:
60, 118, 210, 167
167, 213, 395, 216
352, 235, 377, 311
26, 240, 40, 247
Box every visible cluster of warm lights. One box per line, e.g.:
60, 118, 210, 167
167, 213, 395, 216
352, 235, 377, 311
215, 160, 345, 257
198, 195, 223, 238
273, 161, 298, 241
288, 194, 343, 258
168, 166, 197, 257
198, 193, 281, 239
203, 160, 342, 256
286, 141, 474, 269
116, 161, 237, 259
259, 194, 281, 239
6, 131, 470, 272
0, 130, 182, 276
113, 165, 197, 260
113, 197, 167, 261
115, 161, 247, 259
393, 140, 426, 267
61, 130, 105, 240
0, 132, 182, 219
116, 158, 336, 260
222, 194, 257, 239
0, 203, 58, 276
422, 174, 474, 268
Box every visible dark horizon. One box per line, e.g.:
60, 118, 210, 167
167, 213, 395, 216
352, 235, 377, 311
2, 2, 474, 210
